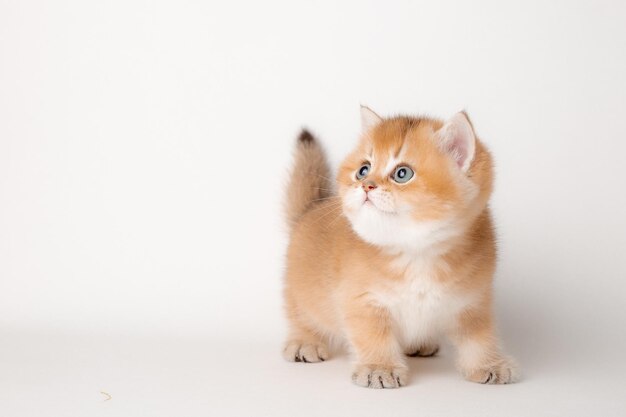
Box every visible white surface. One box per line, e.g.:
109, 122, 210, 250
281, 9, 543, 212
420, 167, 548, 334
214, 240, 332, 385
1, 1, 626, 416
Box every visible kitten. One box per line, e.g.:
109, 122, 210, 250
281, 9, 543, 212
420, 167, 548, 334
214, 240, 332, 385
282, 106, 519, 388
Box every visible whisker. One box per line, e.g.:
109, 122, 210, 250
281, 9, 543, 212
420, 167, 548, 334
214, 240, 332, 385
310, 196, 341, 202
311, 204, 344, 225
316, 174, 335, 182
312, 202, 342, 210
326, 210, 346, 229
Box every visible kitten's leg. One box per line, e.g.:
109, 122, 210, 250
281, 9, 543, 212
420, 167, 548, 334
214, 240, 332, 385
451, 305, 520, 384
345, 303, 407, 388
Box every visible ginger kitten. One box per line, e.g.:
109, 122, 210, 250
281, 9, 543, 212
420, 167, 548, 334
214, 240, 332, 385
282, 106, 519, 388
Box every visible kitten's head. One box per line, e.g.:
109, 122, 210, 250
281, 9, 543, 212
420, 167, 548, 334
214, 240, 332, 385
338, 106, 493, 252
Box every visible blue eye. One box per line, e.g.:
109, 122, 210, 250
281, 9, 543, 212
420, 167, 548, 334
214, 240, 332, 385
356, 163, 370, 180
392, 166, 414, 183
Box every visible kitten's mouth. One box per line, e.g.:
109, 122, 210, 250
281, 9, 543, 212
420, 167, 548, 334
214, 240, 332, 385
363, 199, 381, 211
361, 198, 396, 214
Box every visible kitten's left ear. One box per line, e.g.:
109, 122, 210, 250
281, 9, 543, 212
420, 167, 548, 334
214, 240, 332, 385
436, 111, 476, 172
360, 105, 382, 132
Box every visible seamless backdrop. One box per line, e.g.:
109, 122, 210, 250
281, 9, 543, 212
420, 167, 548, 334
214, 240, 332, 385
1, 1, 626, 416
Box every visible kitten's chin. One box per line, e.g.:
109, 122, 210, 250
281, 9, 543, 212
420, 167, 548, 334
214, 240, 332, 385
346, 206, 411, 247
346, 206, 459, 253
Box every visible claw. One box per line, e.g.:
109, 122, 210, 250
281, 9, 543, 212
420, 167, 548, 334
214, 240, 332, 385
483, 372, 494, 384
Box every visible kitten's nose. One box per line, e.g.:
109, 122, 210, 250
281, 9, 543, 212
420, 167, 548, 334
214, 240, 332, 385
362, 181, 377, 192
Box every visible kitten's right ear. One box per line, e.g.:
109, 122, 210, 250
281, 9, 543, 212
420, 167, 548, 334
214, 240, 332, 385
360, 105, 382, 132
436, 111, 476, 172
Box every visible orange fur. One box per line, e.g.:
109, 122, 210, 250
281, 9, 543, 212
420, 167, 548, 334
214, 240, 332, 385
283, 109, 518, 388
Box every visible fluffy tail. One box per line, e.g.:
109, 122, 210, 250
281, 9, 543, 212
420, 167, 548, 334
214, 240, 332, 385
285, 129, 332, 229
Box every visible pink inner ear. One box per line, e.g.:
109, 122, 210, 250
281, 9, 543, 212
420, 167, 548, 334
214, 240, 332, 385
445, 131, 469, 168
440, 114, 475, 170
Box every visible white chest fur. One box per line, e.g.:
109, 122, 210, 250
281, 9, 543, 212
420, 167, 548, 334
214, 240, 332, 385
374, 255, 473, 350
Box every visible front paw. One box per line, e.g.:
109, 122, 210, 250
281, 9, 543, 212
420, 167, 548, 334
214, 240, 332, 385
351, 364, 408, 389
463, 357, 520, 384
283, 341, 329, 363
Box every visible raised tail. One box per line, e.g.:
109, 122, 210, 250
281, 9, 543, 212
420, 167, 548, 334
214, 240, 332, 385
285, 129, 332, 229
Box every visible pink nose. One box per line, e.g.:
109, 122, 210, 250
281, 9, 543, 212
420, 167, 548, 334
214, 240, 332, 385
362, 182, 377, 192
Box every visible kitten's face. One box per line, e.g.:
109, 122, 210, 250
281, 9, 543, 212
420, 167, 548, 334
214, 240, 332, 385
338, 113, 486, 251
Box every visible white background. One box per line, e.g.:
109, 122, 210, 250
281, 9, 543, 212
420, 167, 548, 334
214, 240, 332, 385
1, 1, 626, 416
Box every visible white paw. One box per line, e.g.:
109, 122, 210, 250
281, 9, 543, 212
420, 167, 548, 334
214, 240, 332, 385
351, 364, 408, 389
463, 357, 520, 384
283, 341, 329, 363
